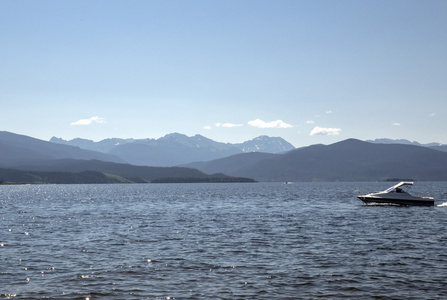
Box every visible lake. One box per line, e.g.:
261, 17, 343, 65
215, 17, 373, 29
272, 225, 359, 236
1, 182, 447, 299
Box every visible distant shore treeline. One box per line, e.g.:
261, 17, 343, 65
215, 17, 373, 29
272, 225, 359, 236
0, 168, 255, 185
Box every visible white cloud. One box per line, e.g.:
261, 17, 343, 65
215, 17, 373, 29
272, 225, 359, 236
215, 123, 243, 128
310, 126, 341, 136
325, 110, 333, 114
203, 125, 212, 130
306, 120, 315, 124
392, 122, 401, 126
248, 119, 293, 129
429, 113, 436, 117
71, 116, 106, 126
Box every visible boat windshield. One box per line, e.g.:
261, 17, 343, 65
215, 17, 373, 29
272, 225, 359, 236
384, 182, 413, 193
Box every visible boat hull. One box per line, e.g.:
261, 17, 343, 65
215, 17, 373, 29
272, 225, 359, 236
358, 196, 435, 206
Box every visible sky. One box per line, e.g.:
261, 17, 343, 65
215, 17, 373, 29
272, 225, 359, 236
1, 0, 446, 147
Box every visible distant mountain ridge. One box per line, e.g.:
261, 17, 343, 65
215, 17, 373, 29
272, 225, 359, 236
236, 135, 293, 152
368, 138, 447, 152
50, 133, 296, 166
49, 137, 135, 153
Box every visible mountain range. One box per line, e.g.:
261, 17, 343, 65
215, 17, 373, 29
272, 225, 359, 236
184, 139, 447, 182
50, 133, 295, 166
0, 131, 253, 184
1, 131, 447, 183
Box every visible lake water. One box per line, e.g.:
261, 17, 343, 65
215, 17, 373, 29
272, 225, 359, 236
1, 182, 447, 299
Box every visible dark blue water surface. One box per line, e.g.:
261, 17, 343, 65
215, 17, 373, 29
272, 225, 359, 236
1, 182, 447, 299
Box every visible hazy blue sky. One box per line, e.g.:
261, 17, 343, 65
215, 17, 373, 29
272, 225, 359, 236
1, 0, 446, 147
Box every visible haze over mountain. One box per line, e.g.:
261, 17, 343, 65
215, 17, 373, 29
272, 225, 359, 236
50, 133, 295, 166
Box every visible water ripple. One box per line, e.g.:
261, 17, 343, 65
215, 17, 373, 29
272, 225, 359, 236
1, 182, 447, 299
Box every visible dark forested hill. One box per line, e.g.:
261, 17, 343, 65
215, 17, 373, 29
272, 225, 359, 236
16, 159, 213, 181
0, 159, 256, 184
0, 168, 130, 184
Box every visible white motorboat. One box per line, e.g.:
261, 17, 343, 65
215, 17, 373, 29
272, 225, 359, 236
358, 181, 435, 206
